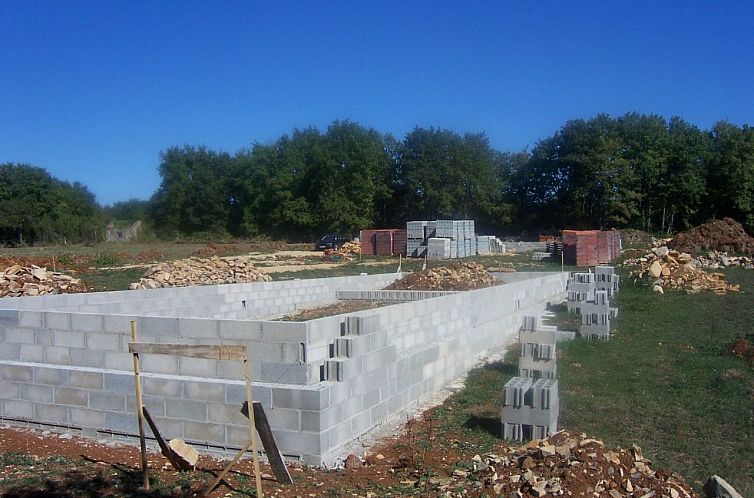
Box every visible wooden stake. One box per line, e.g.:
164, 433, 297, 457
245, 356, 264, 497
131, 320, 149, 490
205, 437, 254, 496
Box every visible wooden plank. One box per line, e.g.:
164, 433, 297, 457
131, 322, 149, 490
205, 437, 254, 497
142, 406, 186, 471
128, 343, 247, 360
241, 401, 294, 485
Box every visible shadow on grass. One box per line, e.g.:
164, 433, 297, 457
482, 359, 518, 376
464, 415, 501, 438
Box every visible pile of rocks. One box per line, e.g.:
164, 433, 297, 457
1, 265, 86, 297
386, 262, 497, 291
625, 247, 739, 295
393, 432, 696, 497
129, 256, 272, 290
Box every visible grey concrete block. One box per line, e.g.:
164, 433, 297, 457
0, 310, 19, 325
2, 364, 33, 382
184, 421, 225, 443
69, 370, 104, 389
55, 387, 88, 407
53, 331, 85, 348
104, 315, 138, 333
260, 321, 307, 343
179, 357, 218, 377
20, 384, 53, 403
104, 352, 133, 371
20, 344, 44, 362
142, 377, 181, 397
183, 381, 225, 402
166, 399, 207, 422
34, 330, 53, 346
127, 394, 166, 417
104, 372, 134, 393
326, 421, 352, 449
105, 412, 136, 433
370, 400, 388, 424
350, 410, 372, 436
217, 359, 246, 380
70, 314, 104, 332
270, 429, 323, 456
69, 349, 106, 368
178, 318, 219, 339
272, 387, 327, 411
45, 346, 71, 364
140, 354, 178, 375
86, 333, 121, 351
89, 392, 127, 412
34, 367, 68, 386
0, 343, 21, 360
225, 383, 271, 407
35, 403, 69, 424
44, 312, 70, 330
150, 417, 184, 439
5, 327, 36, 345
70, 407, 105, 428
18, 311, 43, 328
0, 379, 19, 399
207, 402, 248, 426
218, 320, 262, 340
137, 316, 178, 337
261, 362, 307, 384
3, 400, 33, 418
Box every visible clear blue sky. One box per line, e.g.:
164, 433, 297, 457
2, 1, 752, 205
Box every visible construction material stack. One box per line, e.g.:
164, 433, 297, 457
408, 219, 504, 259
565, 266, 620, 340
359, 229, 408, 256
562, 229, 621, 266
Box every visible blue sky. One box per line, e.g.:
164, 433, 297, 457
2, 1, 752, 205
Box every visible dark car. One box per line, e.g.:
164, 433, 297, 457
315, 234, 348, 251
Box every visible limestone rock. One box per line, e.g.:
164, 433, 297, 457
703, 475, 744, 498
648, 260, 663, 278
0, 265, 86, 297
130, 255, 272, 290
167, 439, 198, 469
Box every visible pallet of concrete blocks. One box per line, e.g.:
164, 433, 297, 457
594, 265, 619, 297
518, 316, 558, 379
579, 290, 617, 340
501, 377, 559, 441
566, 272, 596, 313
427, 237, 451, 260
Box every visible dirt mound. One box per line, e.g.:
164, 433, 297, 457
129, 255, 271, 289
1, 265, 87, 297
386, 262, 497, 291
668, 218, 754, 255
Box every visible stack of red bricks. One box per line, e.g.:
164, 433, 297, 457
562, 229, 621, 266
359, 229, 408, 256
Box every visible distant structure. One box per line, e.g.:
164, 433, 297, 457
105, 221, 142, 242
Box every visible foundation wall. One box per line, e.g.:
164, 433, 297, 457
0, 271, 568, 465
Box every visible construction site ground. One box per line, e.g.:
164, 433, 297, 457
2, 237, 753, 496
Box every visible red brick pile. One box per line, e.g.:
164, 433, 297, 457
360, 229, 407, 256
562, 229, 621, 266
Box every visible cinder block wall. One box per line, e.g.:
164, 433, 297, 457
0, 271, 568, 465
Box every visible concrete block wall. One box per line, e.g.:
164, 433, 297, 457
0, 271, 568, 465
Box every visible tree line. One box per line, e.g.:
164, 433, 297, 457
2, 113, 753, 245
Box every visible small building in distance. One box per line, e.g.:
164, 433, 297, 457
105, 221, 142, 242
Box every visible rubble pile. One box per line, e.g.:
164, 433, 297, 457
625, 246, 739, 295
668, 217, 754, 255
1, 265, 87, 297
386, 262, 497, 291
390, 432, 696, 497
321, 242, 361, 262
129, 256, 271, 290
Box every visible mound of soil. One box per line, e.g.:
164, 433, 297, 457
668, 218, 754, 255
386, 262, 497, 291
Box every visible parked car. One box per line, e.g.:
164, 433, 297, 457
315, 234, 348, 251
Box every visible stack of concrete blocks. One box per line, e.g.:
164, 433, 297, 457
594, 266, 620, 297
579, 290, 618, 340
475, 235, 506, 255
406, 219, 476, 259
517, 316, 558, 380
501, 376, 559, 441
566, 272, 596, 313
0, 271, 569, 465
427, 238, 451, 260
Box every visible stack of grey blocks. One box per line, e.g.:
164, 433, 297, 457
566, 266, 619, 340
407, 219, 483, 259
501, 315, 561, 441
0, 271, 569, 465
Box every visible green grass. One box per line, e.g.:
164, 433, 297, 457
557, 267, 754, 495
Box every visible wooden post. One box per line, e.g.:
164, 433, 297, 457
131, 320, 149, 490
245, 356, 264, 497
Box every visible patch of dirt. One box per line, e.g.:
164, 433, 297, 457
730, 337, 754, 367
386, 262, 497, 291
668, 218, 754, 255
276, 300, 391, 321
